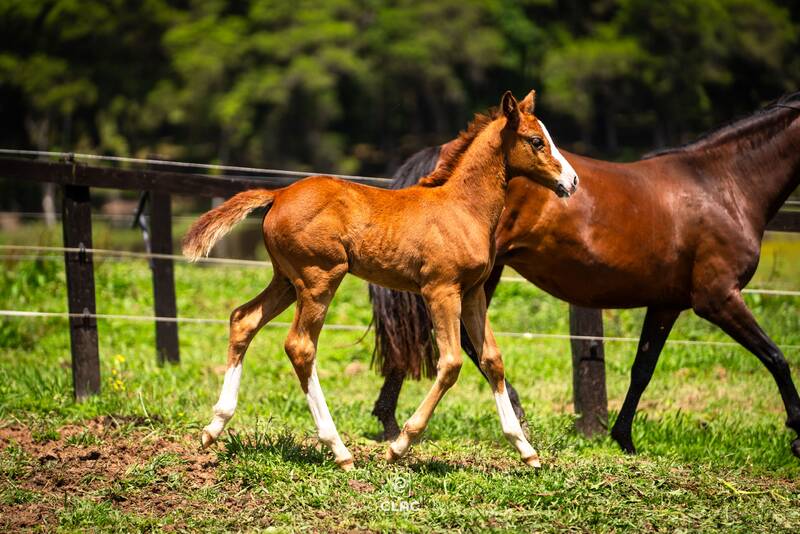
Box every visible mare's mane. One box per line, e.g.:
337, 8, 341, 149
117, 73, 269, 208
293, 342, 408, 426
643, 91, 800, 159
418, 108, 500, 187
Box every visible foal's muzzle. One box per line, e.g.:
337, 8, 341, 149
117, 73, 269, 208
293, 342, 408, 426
556, 175, 578, 198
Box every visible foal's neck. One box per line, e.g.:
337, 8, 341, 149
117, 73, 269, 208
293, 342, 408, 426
689, 108, 800, 227
444, 121, 508, 229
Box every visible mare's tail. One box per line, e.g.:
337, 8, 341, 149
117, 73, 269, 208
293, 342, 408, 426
182, 189, 275, 261
369, 146, 442, 380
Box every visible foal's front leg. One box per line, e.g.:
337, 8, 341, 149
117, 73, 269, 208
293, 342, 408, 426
284, 277, 354, 470
386, 286, 463, 462
461, 287, 540, 466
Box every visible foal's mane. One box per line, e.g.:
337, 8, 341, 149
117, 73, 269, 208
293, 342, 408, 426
418, 108, 500, 187
643, 91, 800, 159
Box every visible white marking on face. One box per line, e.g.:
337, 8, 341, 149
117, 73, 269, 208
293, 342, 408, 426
494, 388, 537, 460
306, 365, 352, 464
537, 119, 578, 194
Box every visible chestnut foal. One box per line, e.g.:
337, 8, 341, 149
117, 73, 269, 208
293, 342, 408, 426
183, 90, 578, 469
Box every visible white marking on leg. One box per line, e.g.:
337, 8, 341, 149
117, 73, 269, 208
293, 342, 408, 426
538, 119, 578, 192
306, 365, 353, 467
494, 388, 539, 466
204, 363, 243, 442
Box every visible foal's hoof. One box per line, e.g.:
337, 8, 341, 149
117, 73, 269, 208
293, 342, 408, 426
523, 454, 541, 468
200, 429, 216, 449
791, 439, 800, 459
385, 445, 402, 464
337, 458, 355, 471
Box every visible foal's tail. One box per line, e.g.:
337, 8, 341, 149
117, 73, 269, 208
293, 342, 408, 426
182, 189, 275, 261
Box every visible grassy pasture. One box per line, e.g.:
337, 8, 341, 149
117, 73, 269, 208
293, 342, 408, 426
0, 222, 799, 532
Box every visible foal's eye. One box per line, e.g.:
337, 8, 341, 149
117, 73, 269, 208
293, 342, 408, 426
529, 137, 545, 151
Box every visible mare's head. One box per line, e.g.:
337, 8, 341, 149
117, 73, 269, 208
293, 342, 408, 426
500, 90, 578, 198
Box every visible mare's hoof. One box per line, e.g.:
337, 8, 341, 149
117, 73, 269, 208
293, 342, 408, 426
200, 429, 216, 449
337, 458, 355, 471
610, 426, 636, 455
791, 439, 800, 459
523, 454, 541, 468
381, 427, 401, 442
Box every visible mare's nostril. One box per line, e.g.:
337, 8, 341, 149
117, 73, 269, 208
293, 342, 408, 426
573, 176, 578, 186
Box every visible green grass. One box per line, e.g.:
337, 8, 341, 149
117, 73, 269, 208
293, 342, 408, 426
0, 223, 799, 531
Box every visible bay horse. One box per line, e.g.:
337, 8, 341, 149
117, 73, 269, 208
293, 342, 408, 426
370, 92, 800, 459
183, 90, 578, 469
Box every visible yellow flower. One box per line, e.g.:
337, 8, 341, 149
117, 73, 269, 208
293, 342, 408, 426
114, 354, 126, 364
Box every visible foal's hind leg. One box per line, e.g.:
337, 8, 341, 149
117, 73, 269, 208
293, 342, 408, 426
386, 286, 463, 462
610, 307, 681, 454
694, 290, 800, 458
461, 287, 540, 467
202, 275, 296, 448
284, 269, 354, 469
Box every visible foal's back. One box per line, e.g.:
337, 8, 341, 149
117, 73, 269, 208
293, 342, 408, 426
263, 176, 491, 293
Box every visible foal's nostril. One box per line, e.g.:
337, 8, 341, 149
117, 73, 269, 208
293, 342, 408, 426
573, 176, 579, 186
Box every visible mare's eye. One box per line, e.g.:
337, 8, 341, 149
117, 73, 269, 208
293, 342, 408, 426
529, 137, 545, 151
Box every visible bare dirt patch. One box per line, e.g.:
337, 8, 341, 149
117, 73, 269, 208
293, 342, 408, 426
0, 418, 246, 531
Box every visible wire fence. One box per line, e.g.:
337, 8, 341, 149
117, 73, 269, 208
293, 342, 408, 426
0, 149, 392, 183
2, 309, 797, 351
2, 244, 798, 296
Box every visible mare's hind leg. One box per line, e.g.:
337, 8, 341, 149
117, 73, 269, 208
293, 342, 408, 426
284, 268, 354, 469
694, 290, 800, 458
202, 275, 296, 448
386, 285, 463, 462
610, 307, 681, 454
461, 287, 540, 466
372, 368, 404, 441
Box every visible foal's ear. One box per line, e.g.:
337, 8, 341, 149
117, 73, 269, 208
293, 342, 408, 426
519, 90, 536, 114
501, 91, 520, 130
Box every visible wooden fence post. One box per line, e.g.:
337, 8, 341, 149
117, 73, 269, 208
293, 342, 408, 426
149, 191, 180, 364
62, 184, 101, 400
569, 305, 608, 436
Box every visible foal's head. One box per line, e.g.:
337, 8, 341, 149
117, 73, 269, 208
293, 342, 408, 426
501, 90, 578, 198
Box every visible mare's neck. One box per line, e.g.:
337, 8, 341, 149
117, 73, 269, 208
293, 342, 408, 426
686, 108, 800, 227
444, 121, 508, 229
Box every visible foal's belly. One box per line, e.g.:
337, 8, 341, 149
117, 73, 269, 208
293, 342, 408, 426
348, 257, 422, 294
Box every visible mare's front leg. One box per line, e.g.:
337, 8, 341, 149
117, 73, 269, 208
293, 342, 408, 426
461, 287, 540, 466
202, 275, 296, 448
694, 289, 800, 458
284, 268, 355, 470
610, 307, 681, 454
386, 285, 463, 462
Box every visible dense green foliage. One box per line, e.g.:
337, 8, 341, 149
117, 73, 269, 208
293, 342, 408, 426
2, 0, 799, 182
0, 224, 799, 530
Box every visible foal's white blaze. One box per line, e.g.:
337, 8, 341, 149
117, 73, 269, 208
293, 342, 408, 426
494, 388, 540, 467
538, 119, 578, 194
306, 365, 353, 468
204, 363, 243, 444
